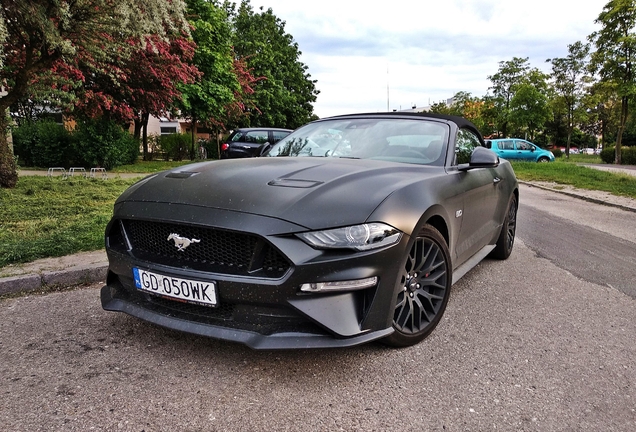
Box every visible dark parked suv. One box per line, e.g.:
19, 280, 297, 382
220, 127, 292, 159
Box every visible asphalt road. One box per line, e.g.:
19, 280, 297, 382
1, 185, 636, 431
518, 184, 636, 299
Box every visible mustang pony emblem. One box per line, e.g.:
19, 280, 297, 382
167, 233, 200, 251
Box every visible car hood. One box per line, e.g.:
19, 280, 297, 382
117, 158, 444, 230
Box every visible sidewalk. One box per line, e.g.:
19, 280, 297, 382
2, 175, 636, 297
577, 163, 636, 177
520, 180, 636, 213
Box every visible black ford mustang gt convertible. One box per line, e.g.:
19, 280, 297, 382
101, 112, 518, 349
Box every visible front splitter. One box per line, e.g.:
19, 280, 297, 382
101, 285, 393, 350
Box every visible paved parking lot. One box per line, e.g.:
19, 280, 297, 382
1, 236, 635, 431
2, 181, 636, 430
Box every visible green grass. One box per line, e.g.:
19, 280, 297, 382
2, 158, 635, 268
561, 153, 603, 164
511, 160, 636, 199
109, 159, 198, 173
0, 176, 138, 267
19, 159, 198, 174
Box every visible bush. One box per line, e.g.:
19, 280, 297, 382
552, 148, 563, 158
600, 146, 636, 164
600, 147, 615, 164
159, 133, 190, 161
624, 146, 636, 165
73, 118, 139, 169
12, 120, 73, 167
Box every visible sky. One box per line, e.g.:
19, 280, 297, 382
254, 0, 609, 119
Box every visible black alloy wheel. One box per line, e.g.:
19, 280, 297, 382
384, 224, 452, 347
490, 195, 517, 260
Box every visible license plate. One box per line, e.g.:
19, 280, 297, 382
133, 268, 217, 307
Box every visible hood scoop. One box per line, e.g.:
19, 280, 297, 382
166, 171, 200, 179
268, 178, 323, 188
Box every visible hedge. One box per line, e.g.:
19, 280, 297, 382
600, 146, 636, 165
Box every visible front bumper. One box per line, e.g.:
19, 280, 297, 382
101, 283, 393, 349
101, 204, 408, 349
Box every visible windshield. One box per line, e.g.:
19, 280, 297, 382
266, 118, 449, 166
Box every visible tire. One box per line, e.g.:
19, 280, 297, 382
537, 157, 549, 162
489, 195, 517, 260
383, 224, 452, 347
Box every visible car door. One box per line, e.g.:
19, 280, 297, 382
453, 129, 502, 265
271, 130, 291, 144
494, 139, 516, 160
514, 140, 536, 161
239, 130, 270, 157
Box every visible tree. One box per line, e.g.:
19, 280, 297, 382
544, 90, 570, 147
580, 81, 620, 150
487, 57, 531, 137
427, 101, 453, 115
548, 41, 591, 157
508, 69, 551, 141
0, 0, 190, 187
228, 0, 319, 129
216, 55, 265, 130
179, 0, 239, 158
429, 91, 491, 135
125, 35, 200, 160
589, 0, 636, 164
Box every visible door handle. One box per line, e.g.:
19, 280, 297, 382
493, 177, 502, 184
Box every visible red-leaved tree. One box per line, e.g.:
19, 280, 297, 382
74, 34, 200, 159
205, 54, 264, 133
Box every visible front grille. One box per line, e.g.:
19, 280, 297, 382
117, 220, 290, 278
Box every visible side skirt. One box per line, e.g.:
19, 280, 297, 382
452, 244, 496, 285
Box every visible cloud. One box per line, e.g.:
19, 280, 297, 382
256, 0, 607, 118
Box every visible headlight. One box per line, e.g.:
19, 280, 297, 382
297, 223, 402, 251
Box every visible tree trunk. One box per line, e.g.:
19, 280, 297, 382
190, 118, 197, 160
0, 114, 18, 188
133, 117, 142, 141
616, 96, 627, 165
601, 118, 606, 150
565, 106, 574, 159
141, 112, 150, 161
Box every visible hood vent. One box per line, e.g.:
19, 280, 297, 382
268, 178, 323, 188
166, 171, 200, 179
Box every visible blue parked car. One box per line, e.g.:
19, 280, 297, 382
485, 138, 555, 162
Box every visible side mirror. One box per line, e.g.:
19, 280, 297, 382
458, 146, 500, 171
259, 142, 271, 157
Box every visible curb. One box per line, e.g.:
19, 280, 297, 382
0, 263, 108, 297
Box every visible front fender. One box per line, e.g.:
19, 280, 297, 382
366, 174, 462, 258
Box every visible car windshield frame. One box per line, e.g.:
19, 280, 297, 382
265, 118, 450, 166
